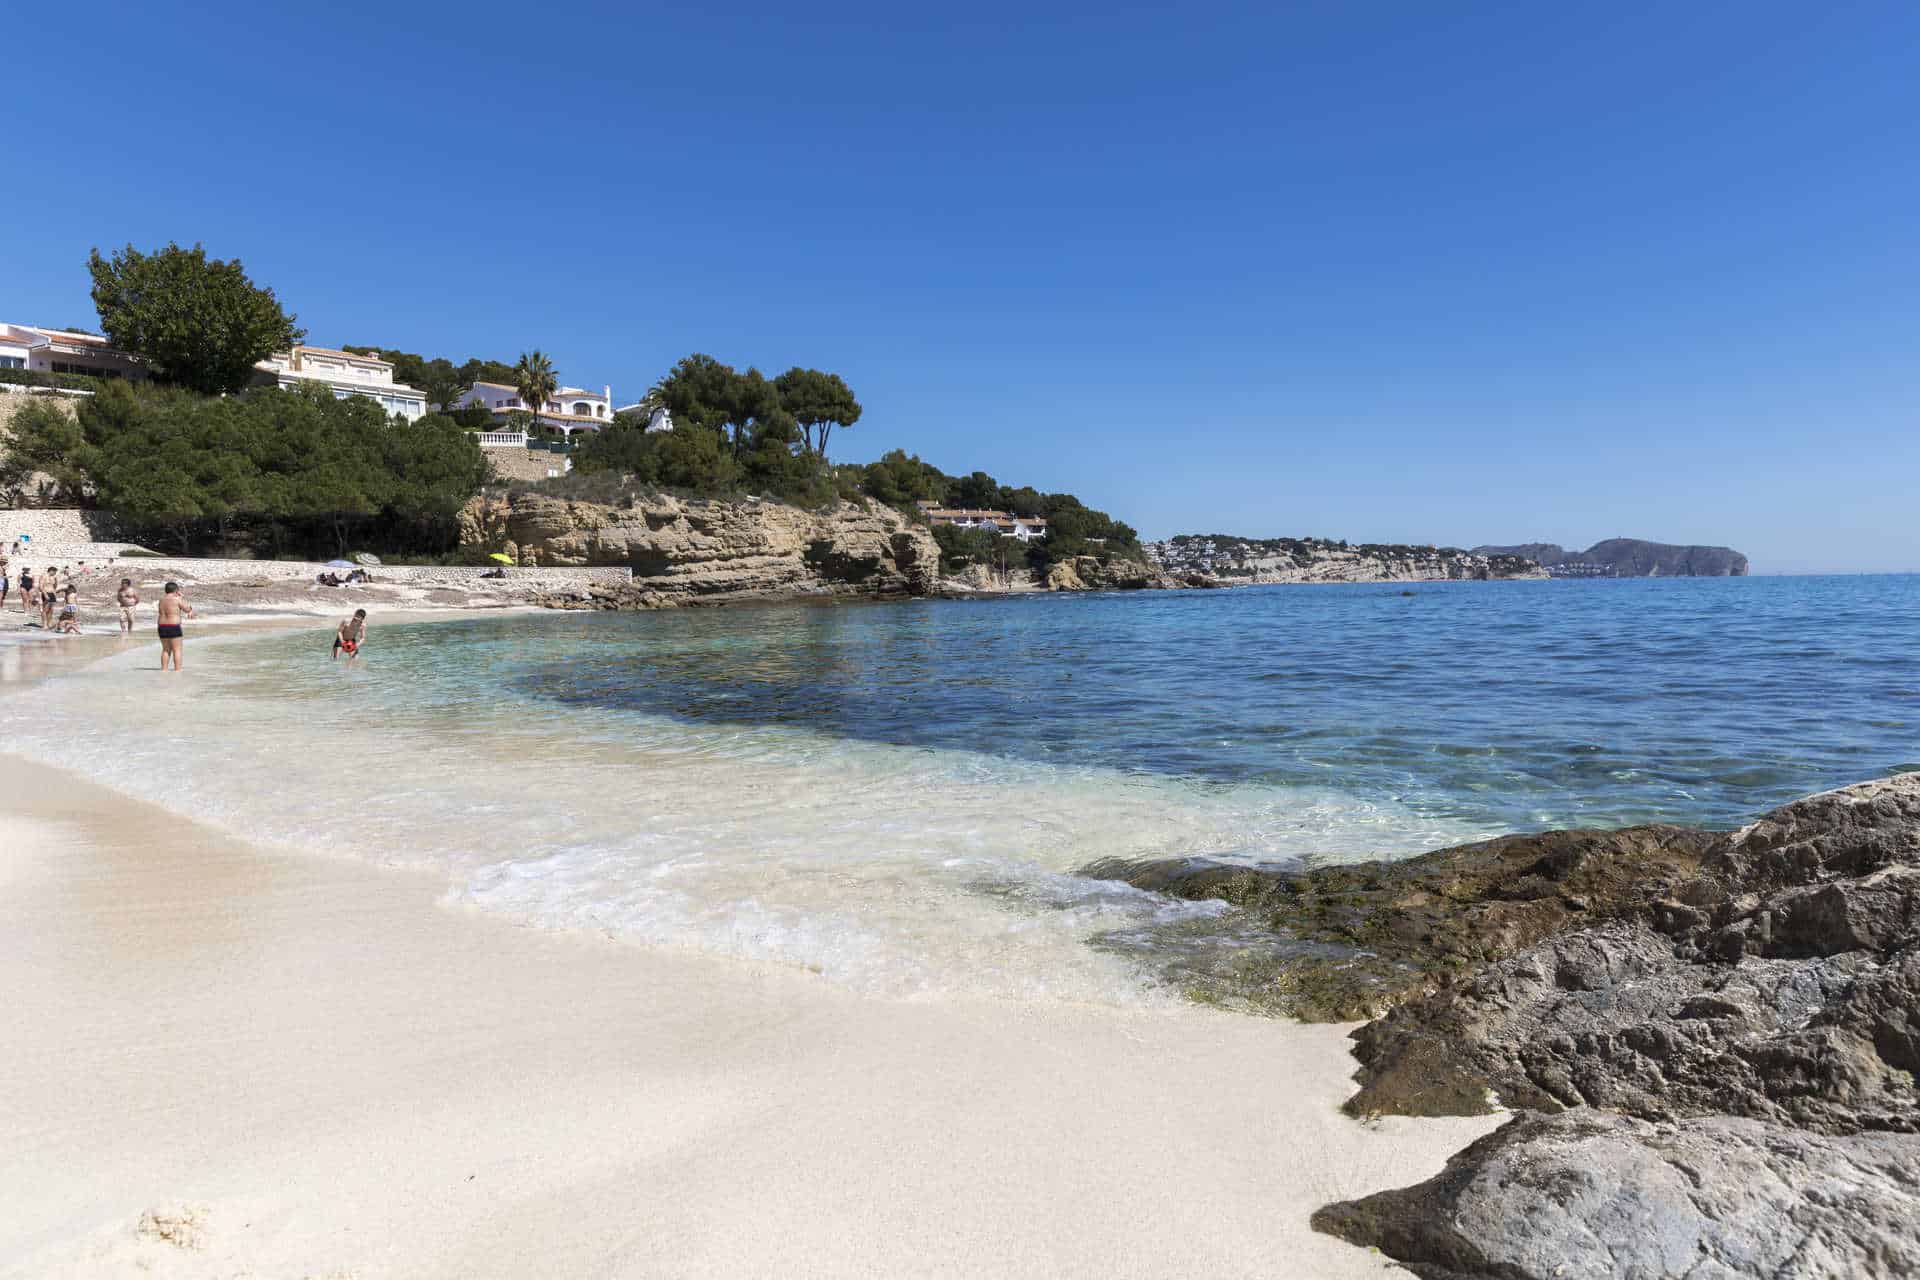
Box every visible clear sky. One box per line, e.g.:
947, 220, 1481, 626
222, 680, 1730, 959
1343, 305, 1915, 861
7, 1, 1918, 572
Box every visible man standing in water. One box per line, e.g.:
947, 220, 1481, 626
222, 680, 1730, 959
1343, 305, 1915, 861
116, 578, 139, 636
156, 581, 194, 671
333, 608, 367, 665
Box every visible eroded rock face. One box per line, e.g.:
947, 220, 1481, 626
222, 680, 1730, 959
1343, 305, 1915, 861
460, 492, 939, 606
1308, 774, 1920, 1279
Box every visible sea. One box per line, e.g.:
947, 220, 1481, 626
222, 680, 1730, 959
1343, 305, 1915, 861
6, 575, 1916, 1006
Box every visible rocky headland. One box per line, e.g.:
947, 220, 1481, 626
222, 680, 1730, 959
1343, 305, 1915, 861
460, 491, 1216, 608
458, 491, 941, 608
1146, 534, 1547, 584
1473, 537, 1750, 577
1087, 774, 1920, 1279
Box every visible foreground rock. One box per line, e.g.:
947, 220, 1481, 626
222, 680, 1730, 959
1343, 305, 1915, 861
460, 491, 939, 607
1088, 774, 1920, 1278
1313, 1112, 1920, 1280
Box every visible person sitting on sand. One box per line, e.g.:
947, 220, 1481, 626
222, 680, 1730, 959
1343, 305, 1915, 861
54, 588, 80, 635
116, 579, 139, 636
333, 609, 367, 664
156, 582, 194, 671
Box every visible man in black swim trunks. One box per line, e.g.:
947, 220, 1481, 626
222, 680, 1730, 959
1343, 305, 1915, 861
332, 608, 367, 665
156, 581, 194, 671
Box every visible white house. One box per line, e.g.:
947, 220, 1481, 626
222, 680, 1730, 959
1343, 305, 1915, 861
614, 400, 675, 433
459, 381, 614, 437
255, 346, 428, 421
0, 323, 147, 380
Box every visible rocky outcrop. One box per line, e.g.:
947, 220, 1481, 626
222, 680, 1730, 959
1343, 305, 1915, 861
1087, 775, 1920, 1279
1042, 554, 1185, 592
1473, 537, 1750, 577
458, 491, 939, 606
1146, 534, 1546, 584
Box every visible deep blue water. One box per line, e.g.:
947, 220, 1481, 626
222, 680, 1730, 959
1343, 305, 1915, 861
508, 574, 1920, 834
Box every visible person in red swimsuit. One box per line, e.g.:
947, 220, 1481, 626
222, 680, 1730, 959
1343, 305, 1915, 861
332, 609, 368, 665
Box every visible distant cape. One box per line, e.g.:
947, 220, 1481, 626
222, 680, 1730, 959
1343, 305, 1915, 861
1471, 538, 1749, 577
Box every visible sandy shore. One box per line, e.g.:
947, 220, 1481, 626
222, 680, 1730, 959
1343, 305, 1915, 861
0, 631, 1497, 1279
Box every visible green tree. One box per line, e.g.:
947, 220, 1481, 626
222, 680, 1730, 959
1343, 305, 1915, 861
87, 242, 304, 394
513, 350, 558, 432
0, 399, 93, 503
459, 357, 520, 388
948, 471, 1002, 509
861, 449, 946, 506
718, 368, 793, 460
652, 425, 741, 491
656, 353, 735, 436
416, 358, 470, 411
774, 367, 862, 458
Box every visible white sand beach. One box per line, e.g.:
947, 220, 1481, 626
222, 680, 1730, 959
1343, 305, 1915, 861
0, 630, 1498, 1279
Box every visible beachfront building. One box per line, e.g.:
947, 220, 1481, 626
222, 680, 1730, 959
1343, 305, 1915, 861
255, 346, 429, 421
0, 323, 147, 380
918, 503, 1049, 541
458, 381, 615, 438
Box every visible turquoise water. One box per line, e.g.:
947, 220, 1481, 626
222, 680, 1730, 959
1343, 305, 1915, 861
525, 574, 1920, 831
6, 575, 1915, 1002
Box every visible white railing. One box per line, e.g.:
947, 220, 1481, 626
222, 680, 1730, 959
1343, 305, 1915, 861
473, 430, 529, 448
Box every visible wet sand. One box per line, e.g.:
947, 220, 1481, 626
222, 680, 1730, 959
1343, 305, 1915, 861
0, 631, 1497, 1279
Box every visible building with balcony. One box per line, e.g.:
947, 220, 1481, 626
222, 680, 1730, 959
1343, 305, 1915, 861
0, 323, 147, 381
255, 346, 428, 421
458, 381, 615, 437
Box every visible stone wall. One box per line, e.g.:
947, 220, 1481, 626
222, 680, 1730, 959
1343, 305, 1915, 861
486, 449, 570, 485
0, 508, 121, 549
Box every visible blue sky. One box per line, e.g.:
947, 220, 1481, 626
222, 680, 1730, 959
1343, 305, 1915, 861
7, 1, 1919, 571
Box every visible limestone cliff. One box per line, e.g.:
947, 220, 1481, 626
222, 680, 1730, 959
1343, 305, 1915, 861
1147, 534, 1547, 584
458, 492, 939, 606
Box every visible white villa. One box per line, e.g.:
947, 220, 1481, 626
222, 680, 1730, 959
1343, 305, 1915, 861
0, 323, 147, 380
459, 381, 615, 437
255, 346, 428, 421
917, 503, 1049, 541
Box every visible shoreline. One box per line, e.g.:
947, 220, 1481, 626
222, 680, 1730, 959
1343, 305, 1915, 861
0, 626, 1498, 1279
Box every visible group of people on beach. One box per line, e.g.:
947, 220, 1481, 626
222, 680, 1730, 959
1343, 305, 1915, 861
0, 553, 368, 671
0, 558, 107, 636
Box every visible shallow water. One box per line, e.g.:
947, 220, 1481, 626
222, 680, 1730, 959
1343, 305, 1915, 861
7, 577, 1916, 1003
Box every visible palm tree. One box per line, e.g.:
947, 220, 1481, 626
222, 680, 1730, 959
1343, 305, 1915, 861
513, 350, 558, 436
